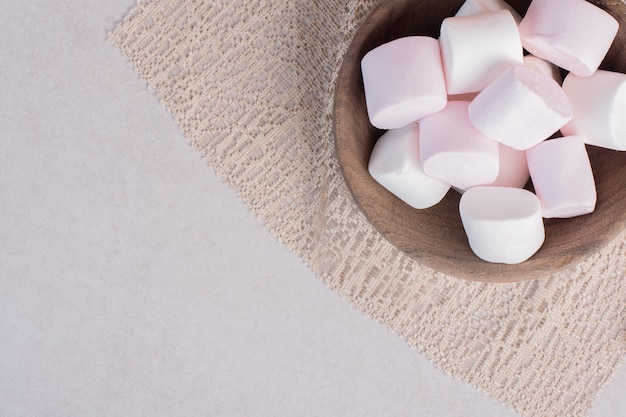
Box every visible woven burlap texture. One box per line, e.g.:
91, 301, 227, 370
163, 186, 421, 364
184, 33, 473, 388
109, 1, 626, 416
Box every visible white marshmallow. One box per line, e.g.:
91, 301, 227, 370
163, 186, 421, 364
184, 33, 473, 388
518, 0, 619, 77
455, 0, 522, 24
368, 123, 451, 209
460, 186, 545, 264
561, 70, 626, 151
439, 10, 523, 95
468, 65, 573, 150
361, 36, 447, 129
527, 136, 596, 218
419, 101, 500, 190
491, 143, 529, 188
523, 54, 562, 84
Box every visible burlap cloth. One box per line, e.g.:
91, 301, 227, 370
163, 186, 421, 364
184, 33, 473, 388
109, 1, 626, 416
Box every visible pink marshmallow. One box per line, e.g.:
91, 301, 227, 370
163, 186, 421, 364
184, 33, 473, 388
527, 136, 596, 218
460, 186, 545, 264
518, 0, 619, 77
491, 144, 529, 188
368, 123, 451, 209
361, 36, 447, 129
419, 101, 500, 190
561, 70, 626, 151
455, 0, 522, 24
453, 143, 529, 193
523, 54, 562, 84
468, 65, 573, 150
440, 10, 523, 95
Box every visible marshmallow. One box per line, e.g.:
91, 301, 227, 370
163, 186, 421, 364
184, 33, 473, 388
455, 0, 522, 24
419, 101, 500, 190
561, 70, 626, 151
527, 136, 596, 218
468, 65, 573, 150
361, 37, 447, 129
460, 186, 545, 264
439, 10, 523, 95
491, 143, 529, 188
518, 0, 619, 77
368, 123, 451, 209
453, 143, 529, 192
523, 54, 562, 84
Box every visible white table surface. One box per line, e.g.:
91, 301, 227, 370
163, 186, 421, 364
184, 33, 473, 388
1, 1, 625, 416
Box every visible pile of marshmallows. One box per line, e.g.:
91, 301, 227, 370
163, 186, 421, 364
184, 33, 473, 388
362, 0, 626, 264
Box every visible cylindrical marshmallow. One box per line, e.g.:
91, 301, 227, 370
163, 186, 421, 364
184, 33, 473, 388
460, 186, 545, 264
468, 65, 573, 150
419, 101, 500, 190
454, 143, 529, 192
561, 70, 626, 151
368, 123, 451, 209
361, 36, 447, 129
527, 136, 597, 218
518, 0, 619, 77
491, 143, 529, 188
439, 10, 523, 95
523, 54, 562, 84
455, 0, 522, 24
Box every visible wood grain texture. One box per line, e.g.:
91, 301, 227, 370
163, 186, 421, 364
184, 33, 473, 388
333, 0, 626, 283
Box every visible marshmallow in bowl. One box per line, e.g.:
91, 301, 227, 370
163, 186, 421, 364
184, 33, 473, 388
419, 101, 500, 191
518, 0, 619, 77
491, 143, 529, 188
439, 10, 523, 95
361, 36, 447, 129
357, 0, 623, 265
468, 65, 573, 150
368, 123, 451, 209
460, 186, 545, 264
561, 70, 626, 151
527, 136, 597, 218
523, 54, 562, 84
450, 142, 528, 194
455, 0, 522, 24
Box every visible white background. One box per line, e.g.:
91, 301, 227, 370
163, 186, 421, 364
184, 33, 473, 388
1, 1, 624, 416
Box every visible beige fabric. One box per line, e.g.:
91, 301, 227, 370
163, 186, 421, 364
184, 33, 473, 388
109, 1, 626, 416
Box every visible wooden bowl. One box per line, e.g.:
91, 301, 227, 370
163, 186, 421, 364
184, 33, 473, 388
333, 0, 626, 283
